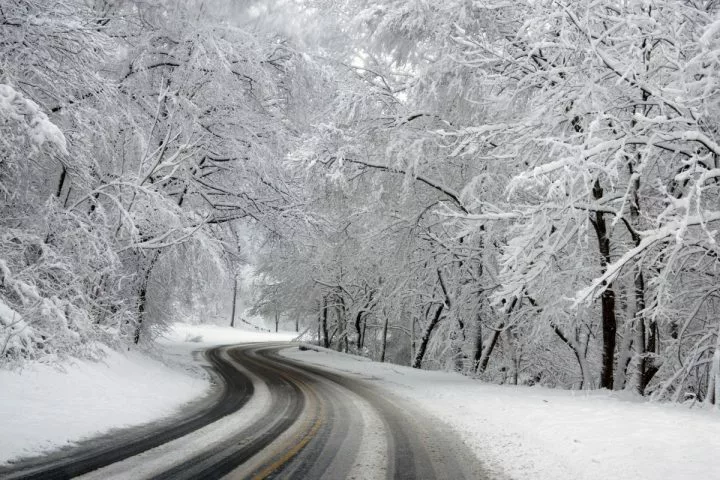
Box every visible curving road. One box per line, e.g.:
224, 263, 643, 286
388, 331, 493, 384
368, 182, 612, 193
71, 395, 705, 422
0, 343, 487, 480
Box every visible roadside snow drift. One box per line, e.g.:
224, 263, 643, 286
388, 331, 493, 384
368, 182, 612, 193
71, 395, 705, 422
0, 348, 206, 464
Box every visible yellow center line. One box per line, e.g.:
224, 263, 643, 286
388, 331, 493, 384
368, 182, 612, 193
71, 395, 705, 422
251, 375, 325, 480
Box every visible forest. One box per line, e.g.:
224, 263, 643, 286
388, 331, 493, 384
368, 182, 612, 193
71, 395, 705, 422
1, 0, 720, 404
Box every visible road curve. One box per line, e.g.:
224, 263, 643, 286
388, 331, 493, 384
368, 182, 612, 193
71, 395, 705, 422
0, 343, 487, 480
0, 347, 254, 480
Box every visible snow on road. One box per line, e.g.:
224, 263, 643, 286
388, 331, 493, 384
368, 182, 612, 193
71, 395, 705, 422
283, 345, 720, 480
0, 322, 296, 465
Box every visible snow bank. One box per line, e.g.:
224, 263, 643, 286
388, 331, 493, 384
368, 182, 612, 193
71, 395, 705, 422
0, 322, 297, 465
283, 346, 720, 480
0, 347, 207, 464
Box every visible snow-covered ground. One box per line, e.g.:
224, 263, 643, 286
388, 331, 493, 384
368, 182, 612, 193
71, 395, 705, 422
4, 322, 717, 479
0, 322, 297, 465
283, 346, 720, 480
162, 321, 297, 346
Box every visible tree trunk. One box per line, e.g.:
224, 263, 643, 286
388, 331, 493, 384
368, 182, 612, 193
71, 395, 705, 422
355, 291, 373, 350
552, 324, 593, 389
454, 317, 466, 372
410, 315, 416, 366
412, 303, 444, 368
477, 298, 518, 374
361, 316, 368, 350
134, 281, 148, 344
321, 296, 330, 348
627, 86, 659, 394
335, 292, 346, 351
355, 311, 364, 350
592, 179, 617, 390
615, 319, 634, 390
133, 252, 160, 344
472, 313, 483, 366
476, 322, 503, 374
706, 326, 720, 406
505, 329, 519, 385
379, 313, 389, 362
56, 165, 67, 198
230, 276, 238, 327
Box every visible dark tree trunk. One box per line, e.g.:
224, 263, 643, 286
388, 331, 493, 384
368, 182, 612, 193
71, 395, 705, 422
591, 179, 617, 389
641, 313, 660, 393
472, 313, 483, 366
412, 303, 444, 368
321, 296, 330, 348
63, 185, 73, 208
476, 323, 502, 374
361, 316, 368, 350
134, 281, 148, 344
627, 86, 659, 394
56, 165, 67, 198
355, 311, 364, 350
355, 290, 373, 350
454, 316, 466, 372
552, 324, 593, 389
477, 297, 518, 374
379, 314, 389, 362
625, 215, 659, 393
230, 276, 238, 327
335, 293, 346, 352
134, 253, 159, 344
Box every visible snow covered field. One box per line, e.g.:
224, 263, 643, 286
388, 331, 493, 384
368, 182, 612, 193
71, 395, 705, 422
0, 322, 296, 465
283, 346, 720, 480
0, 347, 206, 464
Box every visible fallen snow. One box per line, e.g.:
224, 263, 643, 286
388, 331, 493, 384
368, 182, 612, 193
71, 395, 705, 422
5, 320, 712, 479
0, 347, 206, 464
161, 322, 298, 346
283, 346, 720, 480
0, 322, 297, 465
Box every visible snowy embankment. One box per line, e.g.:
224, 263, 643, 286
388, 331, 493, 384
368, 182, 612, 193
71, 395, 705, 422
283, 346, 720, 480
0, 322, 296, 465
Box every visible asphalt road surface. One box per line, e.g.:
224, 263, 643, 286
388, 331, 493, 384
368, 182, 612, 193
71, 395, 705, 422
0, 343, 487, 480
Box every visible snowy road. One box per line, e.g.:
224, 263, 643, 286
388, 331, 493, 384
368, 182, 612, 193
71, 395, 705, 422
1, 343, 485, 480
